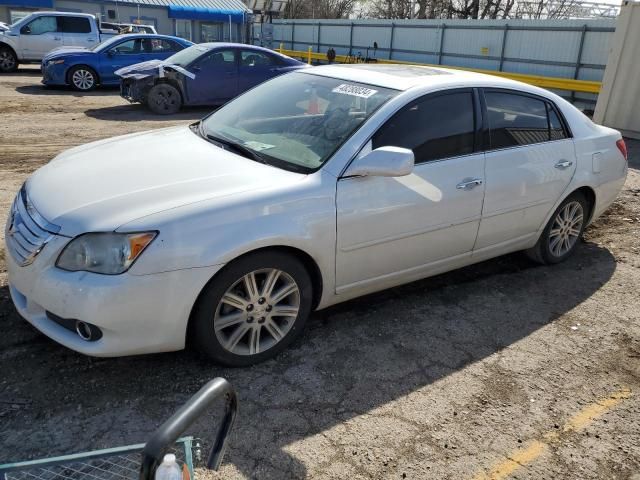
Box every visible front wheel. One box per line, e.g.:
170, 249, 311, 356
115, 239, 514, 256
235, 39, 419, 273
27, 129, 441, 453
69, 66, 98, 91
146, 83, 182, 114
0, 46, 18, 73
526, 192, 589, 264
191, 251, 313, 366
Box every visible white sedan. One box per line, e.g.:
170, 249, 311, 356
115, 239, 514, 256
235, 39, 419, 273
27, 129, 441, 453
5, 64, 627, 366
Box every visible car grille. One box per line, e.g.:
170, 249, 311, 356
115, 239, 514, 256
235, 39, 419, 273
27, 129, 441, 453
5, 186, 60, 266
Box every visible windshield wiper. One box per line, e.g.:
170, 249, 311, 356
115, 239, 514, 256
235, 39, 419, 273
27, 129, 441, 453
205, 133, 269, 165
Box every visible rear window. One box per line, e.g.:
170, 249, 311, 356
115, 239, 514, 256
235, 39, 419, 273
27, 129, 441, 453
60, 16, 91, 34
485, 91, 567, 150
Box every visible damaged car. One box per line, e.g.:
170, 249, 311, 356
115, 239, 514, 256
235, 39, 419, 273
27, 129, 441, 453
116, 43, 307, 114
41, 34, 193, 91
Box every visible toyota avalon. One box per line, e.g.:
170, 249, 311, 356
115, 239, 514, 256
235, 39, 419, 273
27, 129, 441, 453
5, 64, 627, 366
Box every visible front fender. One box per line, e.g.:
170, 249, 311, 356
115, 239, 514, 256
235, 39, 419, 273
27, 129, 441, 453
120, 170, 338, 303
0, 39, 18, 58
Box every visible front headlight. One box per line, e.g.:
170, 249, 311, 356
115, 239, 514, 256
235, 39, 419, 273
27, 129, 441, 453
56, 232, 157, 275
47, 59, 65, 66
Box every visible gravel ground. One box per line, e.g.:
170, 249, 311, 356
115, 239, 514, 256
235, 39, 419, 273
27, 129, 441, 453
1, 66, 639, 480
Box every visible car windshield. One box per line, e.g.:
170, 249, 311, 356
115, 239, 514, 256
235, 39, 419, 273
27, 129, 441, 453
200, 72, 398, 173
165, 44, 211, 67
91, 36, 131, 52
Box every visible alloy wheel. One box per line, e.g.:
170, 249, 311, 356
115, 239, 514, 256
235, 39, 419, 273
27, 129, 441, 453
72, 69, 95, 90
548, 200, 583, 257
0, 51, 16, 71
214, 268, 300, 356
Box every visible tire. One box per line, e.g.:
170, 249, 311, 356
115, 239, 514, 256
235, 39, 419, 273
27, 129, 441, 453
191, 251, 313, 367
0, 46, 18, 73
526, 191, 589, 265
146, 83, 182, 115
68, 65, 98, 91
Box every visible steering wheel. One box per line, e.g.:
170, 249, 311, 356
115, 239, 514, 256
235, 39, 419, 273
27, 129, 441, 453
323, 107, 351, 141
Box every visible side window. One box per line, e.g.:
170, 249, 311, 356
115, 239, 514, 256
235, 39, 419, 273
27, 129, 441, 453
240, 50, 274, 67
372, 91, 475, 163
148, 39, 182, 53
200, 49, 235, 66
548, 104, 568, 141
60, 17, 91, 33
485, 92, 550, 149
111, 39, 142, 54
22, 16, 59, 35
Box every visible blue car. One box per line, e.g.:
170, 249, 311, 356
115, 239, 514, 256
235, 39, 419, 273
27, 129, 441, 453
117, 43, 307, 114
41, 34, 193, 91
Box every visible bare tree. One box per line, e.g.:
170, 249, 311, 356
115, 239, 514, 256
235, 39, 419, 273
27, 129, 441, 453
360, 0, 581, 19
283, 0, 358, 18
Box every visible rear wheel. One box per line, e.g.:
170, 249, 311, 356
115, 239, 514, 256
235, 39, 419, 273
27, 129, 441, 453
526, 192, 589, 264
191, 251, 313, 366
0, 46, 18, 73
69, 65, 98, 91
146, 83, 182, 114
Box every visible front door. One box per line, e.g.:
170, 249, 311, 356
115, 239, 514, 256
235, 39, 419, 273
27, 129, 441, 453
184, 48, 238, 105
475, 89, 577, 251
98, 37, 146, 83
336, 89, 486, 293
19, 15, 62, 60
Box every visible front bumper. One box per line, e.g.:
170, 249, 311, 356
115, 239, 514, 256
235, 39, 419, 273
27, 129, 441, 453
41, 62, 67, 86
6, 234, 223, 357
120, 78, 152, 103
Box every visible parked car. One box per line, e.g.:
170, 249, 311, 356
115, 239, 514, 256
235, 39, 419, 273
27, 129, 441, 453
41, 34, 193, 91
0, 12, 118, 73
117, 43, 307, 114
99, 22, 158, 34
5, 65, 627, 366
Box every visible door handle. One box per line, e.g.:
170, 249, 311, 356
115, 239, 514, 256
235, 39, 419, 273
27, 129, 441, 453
555, 160, 573, 169
53, 36, 62, 41
456, 178, 483, 190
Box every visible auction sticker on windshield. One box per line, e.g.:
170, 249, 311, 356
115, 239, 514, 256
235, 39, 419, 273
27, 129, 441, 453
332, 84, 378, 98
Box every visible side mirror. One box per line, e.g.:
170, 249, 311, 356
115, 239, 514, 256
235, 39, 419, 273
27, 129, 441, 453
344, 146, 414, 178
20, 25, 31, 34
106, 49, 115, 57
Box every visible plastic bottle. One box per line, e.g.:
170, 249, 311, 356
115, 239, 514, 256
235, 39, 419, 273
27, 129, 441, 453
154, 454, 182, 480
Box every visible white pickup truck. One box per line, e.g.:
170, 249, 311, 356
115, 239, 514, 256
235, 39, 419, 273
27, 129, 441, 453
0, 12, 117, 73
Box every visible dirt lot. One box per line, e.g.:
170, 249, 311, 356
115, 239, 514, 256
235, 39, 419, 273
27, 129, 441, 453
1, 66, 639, 480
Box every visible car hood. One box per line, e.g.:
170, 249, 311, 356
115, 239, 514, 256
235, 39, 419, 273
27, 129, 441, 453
115, 59, 196, 81
43, 46, 93, 62
26, 126, 305, 236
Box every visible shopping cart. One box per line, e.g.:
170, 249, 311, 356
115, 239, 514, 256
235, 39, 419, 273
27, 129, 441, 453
0, 378, 238, 480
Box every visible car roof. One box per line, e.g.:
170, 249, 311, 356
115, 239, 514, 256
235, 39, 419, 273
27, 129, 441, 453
113, 33, 191, 42
31, 11, 95, 17
304, 63, 541, 94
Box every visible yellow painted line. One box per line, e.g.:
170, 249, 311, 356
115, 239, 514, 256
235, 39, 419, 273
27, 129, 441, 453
275, 47, 602, 94
564, 387, 632, 433
471, 388, 631, 480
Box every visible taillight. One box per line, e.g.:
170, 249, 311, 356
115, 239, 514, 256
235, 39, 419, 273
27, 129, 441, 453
616, 138, 628, 162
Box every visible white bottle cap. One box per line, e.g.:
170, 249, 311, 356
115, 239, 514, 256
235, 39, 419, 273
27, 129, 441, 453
162, 454, 176, 464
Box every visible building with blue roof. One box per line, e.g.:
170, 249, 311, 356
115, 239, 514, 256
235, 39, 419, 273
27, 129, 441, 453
0, 0, 251, 42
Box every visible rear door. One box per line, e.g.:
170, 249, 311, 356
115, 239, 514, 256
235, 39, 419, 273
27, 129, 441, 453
60, 16, 96, 48
19, 15, 62, 59
238, 49, 282, 92
184, 48, 238, 105
475, 89, 577, 251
